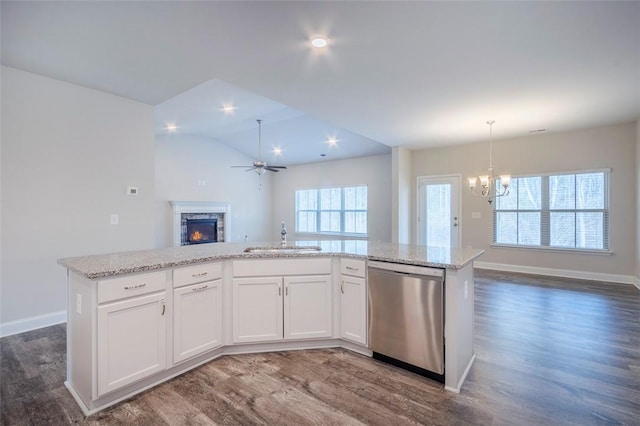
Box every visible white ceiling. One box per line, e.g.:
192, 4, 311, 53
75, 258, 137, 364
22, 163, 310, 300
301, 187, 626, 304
2, 1, 639, 165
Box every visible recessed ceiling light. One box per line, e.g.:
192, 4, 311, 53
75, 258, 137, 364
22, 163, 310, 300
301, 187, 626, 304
272, 146, 282, 156
166, 123, 178, 133
326, 137, 338, 146
221, 104, 235, 114
311, 37, 328, 48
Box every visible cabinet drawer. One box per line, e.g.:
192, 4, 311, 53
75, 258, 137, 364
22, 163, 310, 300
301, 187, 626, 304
340, 258, 366, 278
173, 262, 222, 288
98, 271, 167, 304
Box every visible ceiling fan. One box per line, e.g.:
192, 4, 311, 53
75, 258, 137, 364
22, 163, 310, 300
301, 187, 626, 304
231, 119, 287, 175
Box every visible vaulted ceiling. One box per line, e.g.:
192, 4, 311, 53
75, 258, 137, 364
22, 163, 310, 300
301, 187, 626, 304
2, 1, 639, 165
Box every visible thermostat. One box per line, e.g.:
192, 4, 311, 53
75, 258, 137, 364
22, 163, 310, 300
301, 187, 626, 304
127, 187, 138, 196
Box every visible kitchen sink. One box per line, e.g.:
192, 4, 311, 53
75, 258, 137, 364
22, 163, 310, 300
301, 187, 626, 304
243, 246, 322, 254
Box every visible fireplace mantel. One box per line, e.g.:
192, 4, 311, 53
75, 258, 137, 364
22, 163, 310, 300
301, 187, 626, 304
169, 201, 231, 247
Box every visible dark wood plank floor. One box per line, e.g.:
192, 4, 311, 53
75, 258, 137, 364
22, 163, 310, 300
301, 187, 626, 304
2, 270, 639, 425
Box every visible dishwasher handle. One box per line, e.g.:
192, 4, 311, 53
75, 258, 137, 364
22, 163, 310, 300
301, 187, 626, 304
368, 260, 444, 278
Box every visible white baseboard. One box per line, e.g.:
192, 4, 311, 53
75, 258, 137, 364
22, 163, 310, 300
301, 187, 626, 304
444, 353, 475, 394
474, 261, 637, 286
0, 310, 67, 338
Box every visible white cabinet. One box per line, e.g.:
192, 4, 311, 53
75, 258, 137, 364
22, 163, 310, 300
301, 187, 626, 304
340, 259, 367, 346
284, 275, 332, 340
97, 291, 167, 396
232, 277, 283, 343
173, 262, 223, 364
173, 280, 222, 363
232, 258, 332, 344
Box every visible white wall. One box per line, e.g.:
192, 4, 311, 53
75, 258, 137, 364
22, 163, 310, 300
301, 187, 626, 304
391, 146, 411, 244
412, 122, 637, 278
271, 155, 392, 242
154, 134, 272, 247
1, 66, 156, 326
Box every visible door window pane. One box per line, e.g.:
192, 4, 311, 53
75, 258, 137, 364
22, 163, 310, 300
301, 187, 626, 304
426, 184, 451, 247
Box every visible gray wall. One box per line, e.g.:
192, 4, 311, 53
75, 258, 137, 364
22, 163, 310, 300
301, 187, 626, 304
411, 122, 637, 277
271, 155, 392, 243
154, 134, 273, 247
1, 66, 156, 323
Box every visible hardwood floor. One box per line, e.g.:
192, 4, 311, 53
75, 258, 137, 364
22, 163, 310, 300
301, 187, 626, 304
1, 270, 639, 425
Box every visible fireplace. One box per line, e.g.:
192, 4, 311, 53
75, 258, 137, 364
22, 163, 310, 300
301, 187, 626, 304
185, 218, 217, 245
170, 201, 231, 247
179, 212, 224, 246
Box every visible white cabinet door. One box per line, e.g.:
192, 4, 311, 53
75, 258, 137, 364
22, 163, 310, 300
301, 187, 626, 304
284, 275, 332, 340
97, 292, 167, 396
233, 277, 283, 343
173, 279, 222, 364
340, 275, 367, 345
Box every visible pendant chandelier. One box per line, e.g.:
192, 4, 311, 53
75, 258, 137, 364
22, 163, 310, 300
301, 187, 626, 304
468, 120, 511, 204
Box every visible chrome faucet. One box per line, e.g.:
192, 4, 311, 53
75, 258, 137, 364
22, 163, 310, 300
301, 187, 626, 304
280, 222, 287, 246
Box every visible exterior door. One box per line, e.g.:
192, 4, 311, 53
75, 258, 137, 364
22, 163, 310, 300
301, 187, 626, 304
417, 175, 461, 248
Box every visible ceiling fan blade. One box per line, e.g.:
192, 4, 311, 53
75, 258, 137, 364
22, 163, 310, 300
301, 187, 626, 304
230, 165, 253, 168
268, 165, 287, 169
264, 167, 281, 172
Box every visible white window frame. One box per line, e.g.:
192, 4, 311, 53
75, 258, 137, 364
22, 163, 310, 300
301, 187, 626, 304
492, 168, 611, 254
295, 186, 368, 238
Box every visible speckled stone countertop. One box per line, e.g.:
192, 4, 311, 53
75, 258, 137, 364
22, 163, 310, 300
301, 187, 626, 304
58, 240, 485, 279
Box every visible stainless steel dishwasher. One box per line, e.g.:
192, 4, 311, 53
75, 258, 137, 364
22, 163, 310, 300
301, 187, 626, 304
368, 260, 444, 381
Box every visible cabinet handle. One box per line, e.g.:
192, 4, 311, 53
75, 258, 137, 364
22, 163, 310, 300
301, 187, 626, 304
278, 285, 281, 296
191, 285, 209, 292
346, 266, 359, 271
161, 298, 166, 316
341, 281, 345, 294
192, 272, 208, 277
124, 283, 146, 290
286, 286, 288, 296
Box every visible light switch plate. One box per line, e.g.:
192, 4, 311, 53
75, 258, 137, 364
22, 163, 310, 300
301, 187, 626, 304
110, 214, 119, 225
471, 211, 482, 219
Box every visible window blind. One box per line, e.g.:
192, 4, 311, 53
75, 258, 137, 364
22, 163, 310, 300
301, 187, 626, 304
493, 171, 609, 251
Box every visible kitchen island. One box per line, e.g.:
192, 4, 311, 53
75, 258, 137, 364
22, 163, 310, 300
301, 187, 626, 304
58, 241, 483, 415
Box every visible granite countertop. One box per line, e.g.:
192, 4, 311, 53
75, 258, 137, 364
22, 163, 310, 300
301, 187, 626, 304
58, 240, 485, 279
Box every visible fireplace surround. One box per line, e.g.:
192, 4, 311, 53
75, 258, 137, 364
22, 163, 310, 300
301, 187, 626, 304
170, 201, 231, 247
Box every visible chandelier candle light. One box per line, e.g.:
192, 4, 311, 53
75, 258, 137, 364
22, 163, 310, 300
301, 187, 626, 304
468, 120, 511, 204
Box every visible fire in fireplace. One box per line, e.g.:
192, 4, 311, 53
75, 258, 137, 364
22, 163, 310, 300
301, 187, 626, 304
184, 218, 217, 245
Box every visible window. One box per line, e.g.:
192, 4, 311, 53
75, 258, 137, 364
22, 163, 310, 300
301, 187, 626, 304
295, 186, 367, 235
493, 170, 609, 251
